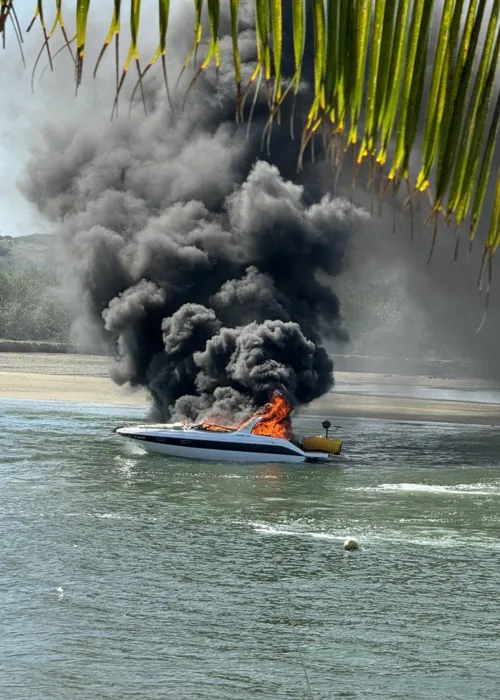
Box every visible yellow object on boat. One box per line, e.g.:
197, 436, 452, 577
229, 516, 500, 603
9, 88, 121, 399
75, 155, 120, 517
302, 435, 343, 456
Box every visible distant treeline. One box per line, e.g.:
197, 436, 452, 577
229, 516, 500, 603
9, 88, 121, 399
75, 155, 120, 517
0, 267, 71, 342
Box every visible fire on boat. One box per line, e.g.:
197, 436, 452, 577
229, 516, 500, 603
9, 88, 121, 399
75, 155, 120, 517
114, 392, 343, 464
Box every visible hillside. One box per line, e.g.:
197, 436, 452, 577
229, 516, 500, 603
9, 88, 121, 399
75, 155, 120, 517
0, 233, 70, 344
0, 233, 55, 271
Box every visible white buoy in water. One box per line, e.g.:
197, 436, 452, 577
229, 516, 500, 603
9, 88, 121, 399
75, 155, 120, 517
344, 538, 358, 551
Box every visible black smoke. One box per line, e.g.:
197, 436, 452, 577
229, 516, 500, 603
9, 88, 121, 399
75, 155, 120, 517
20, 4, 366, 421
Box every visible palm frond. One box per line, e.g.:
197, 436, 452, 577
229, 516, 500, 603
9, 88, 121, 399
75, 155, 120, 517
376, 0, 411, 169
1, 0, 500, 279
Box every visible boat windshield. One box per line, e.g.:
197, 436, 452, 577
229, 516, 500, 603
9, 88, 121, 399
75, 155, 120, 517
192, 423, 235, 433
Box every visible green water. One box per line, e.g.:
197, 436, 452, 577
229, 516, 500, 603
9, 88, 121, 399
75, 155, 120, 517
2, 398, 500, 699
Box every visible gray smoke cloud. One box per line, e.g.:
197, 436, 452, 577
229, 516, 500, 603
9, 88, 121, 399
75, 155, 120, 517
19, 3, 367, 421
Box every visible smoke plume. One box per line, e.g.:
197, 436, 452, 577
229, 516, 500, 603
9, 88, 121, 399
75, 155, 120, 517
20, 4, 366, 421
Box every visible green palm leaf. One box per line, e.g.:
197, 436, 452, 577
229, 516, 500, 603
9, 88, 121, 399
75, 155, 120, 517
469, 91, 500, 243
415, 0, 455, 193
301, 0, 326, 144
179, 0, 204, 81
324, 0, 338, 128
376, 0, 411, 168
387, 0, 428, 184
94, 0, 121, 81
348, 0, 370, 148
486, 170, 500, 255
1, 0, 499, 277
75, 0, 91, 85
455, 26, 500, 229
434, 0, 487, 210
230, 0, 242, 117
358, 0, 388, 163
447, 0, 499, 218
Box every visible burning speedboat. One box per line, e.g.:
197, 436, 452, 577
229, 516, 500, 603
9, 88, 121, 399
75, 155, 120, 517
114, 393, 343, 464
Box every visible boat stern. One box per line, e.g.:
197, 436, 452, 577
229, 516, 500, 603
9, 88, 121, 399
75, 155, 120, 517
302, 435, 343, 457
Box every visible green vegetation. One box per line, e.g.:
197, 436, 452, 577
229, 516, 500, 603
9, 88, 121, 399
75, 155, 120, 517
0, 235, 71, 342
0, 266, 71, 341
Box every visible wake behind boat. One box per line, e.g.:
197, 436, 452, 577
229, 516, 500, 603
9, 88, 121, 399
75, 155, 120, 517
114, 392, 343, 464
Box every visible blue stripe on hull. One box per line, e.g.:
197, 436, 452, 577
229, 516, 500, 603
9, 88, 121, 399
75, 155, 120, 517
125, 433, 300, 457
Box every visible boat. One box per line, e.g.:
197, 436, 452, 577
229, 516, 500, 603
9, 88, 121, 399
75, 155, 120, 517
113, 415, 343, 464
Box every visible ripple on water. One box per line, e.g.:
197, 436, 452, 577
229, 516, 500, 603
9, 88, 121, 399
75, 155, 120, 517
1, 400, 500, 700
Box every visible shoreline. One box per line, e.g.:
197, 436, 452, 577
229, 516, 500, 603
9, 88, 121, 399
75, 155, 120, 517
1, 353, 500, 426
0, 342, 494, 380
0, 371, 147, 406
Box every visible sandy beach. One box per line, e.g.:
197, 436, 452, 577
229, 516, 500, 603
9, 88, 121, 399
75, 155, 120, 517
0, 353, 147, 406
1, 352, 500, 425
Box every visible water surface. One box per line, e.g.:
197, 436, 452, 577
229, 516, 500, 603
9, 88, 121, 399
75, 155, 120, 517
1, 398, 500, 699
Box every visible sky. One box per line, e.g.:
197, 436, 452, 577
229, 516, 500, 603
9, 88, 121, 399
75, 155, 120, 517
0, 0, 160, 237
0, 4, 43, 236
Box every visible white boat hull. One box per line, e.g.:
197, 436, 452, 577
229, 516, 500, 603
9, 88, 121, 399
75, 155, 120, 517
114, 423, 332, 464
132, 440, 312, 462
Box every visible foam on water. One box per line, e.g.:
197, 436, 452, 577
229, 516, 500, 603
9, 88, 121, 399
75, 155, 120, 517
249, 519, 500, 552
349, 482, 500, 496
2, 399, 500, 700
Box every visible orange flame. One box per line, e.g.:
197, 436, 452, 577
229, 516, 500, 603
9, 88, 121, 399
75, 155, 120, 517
198, 391, 293, 440
250, 392, 293, 439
